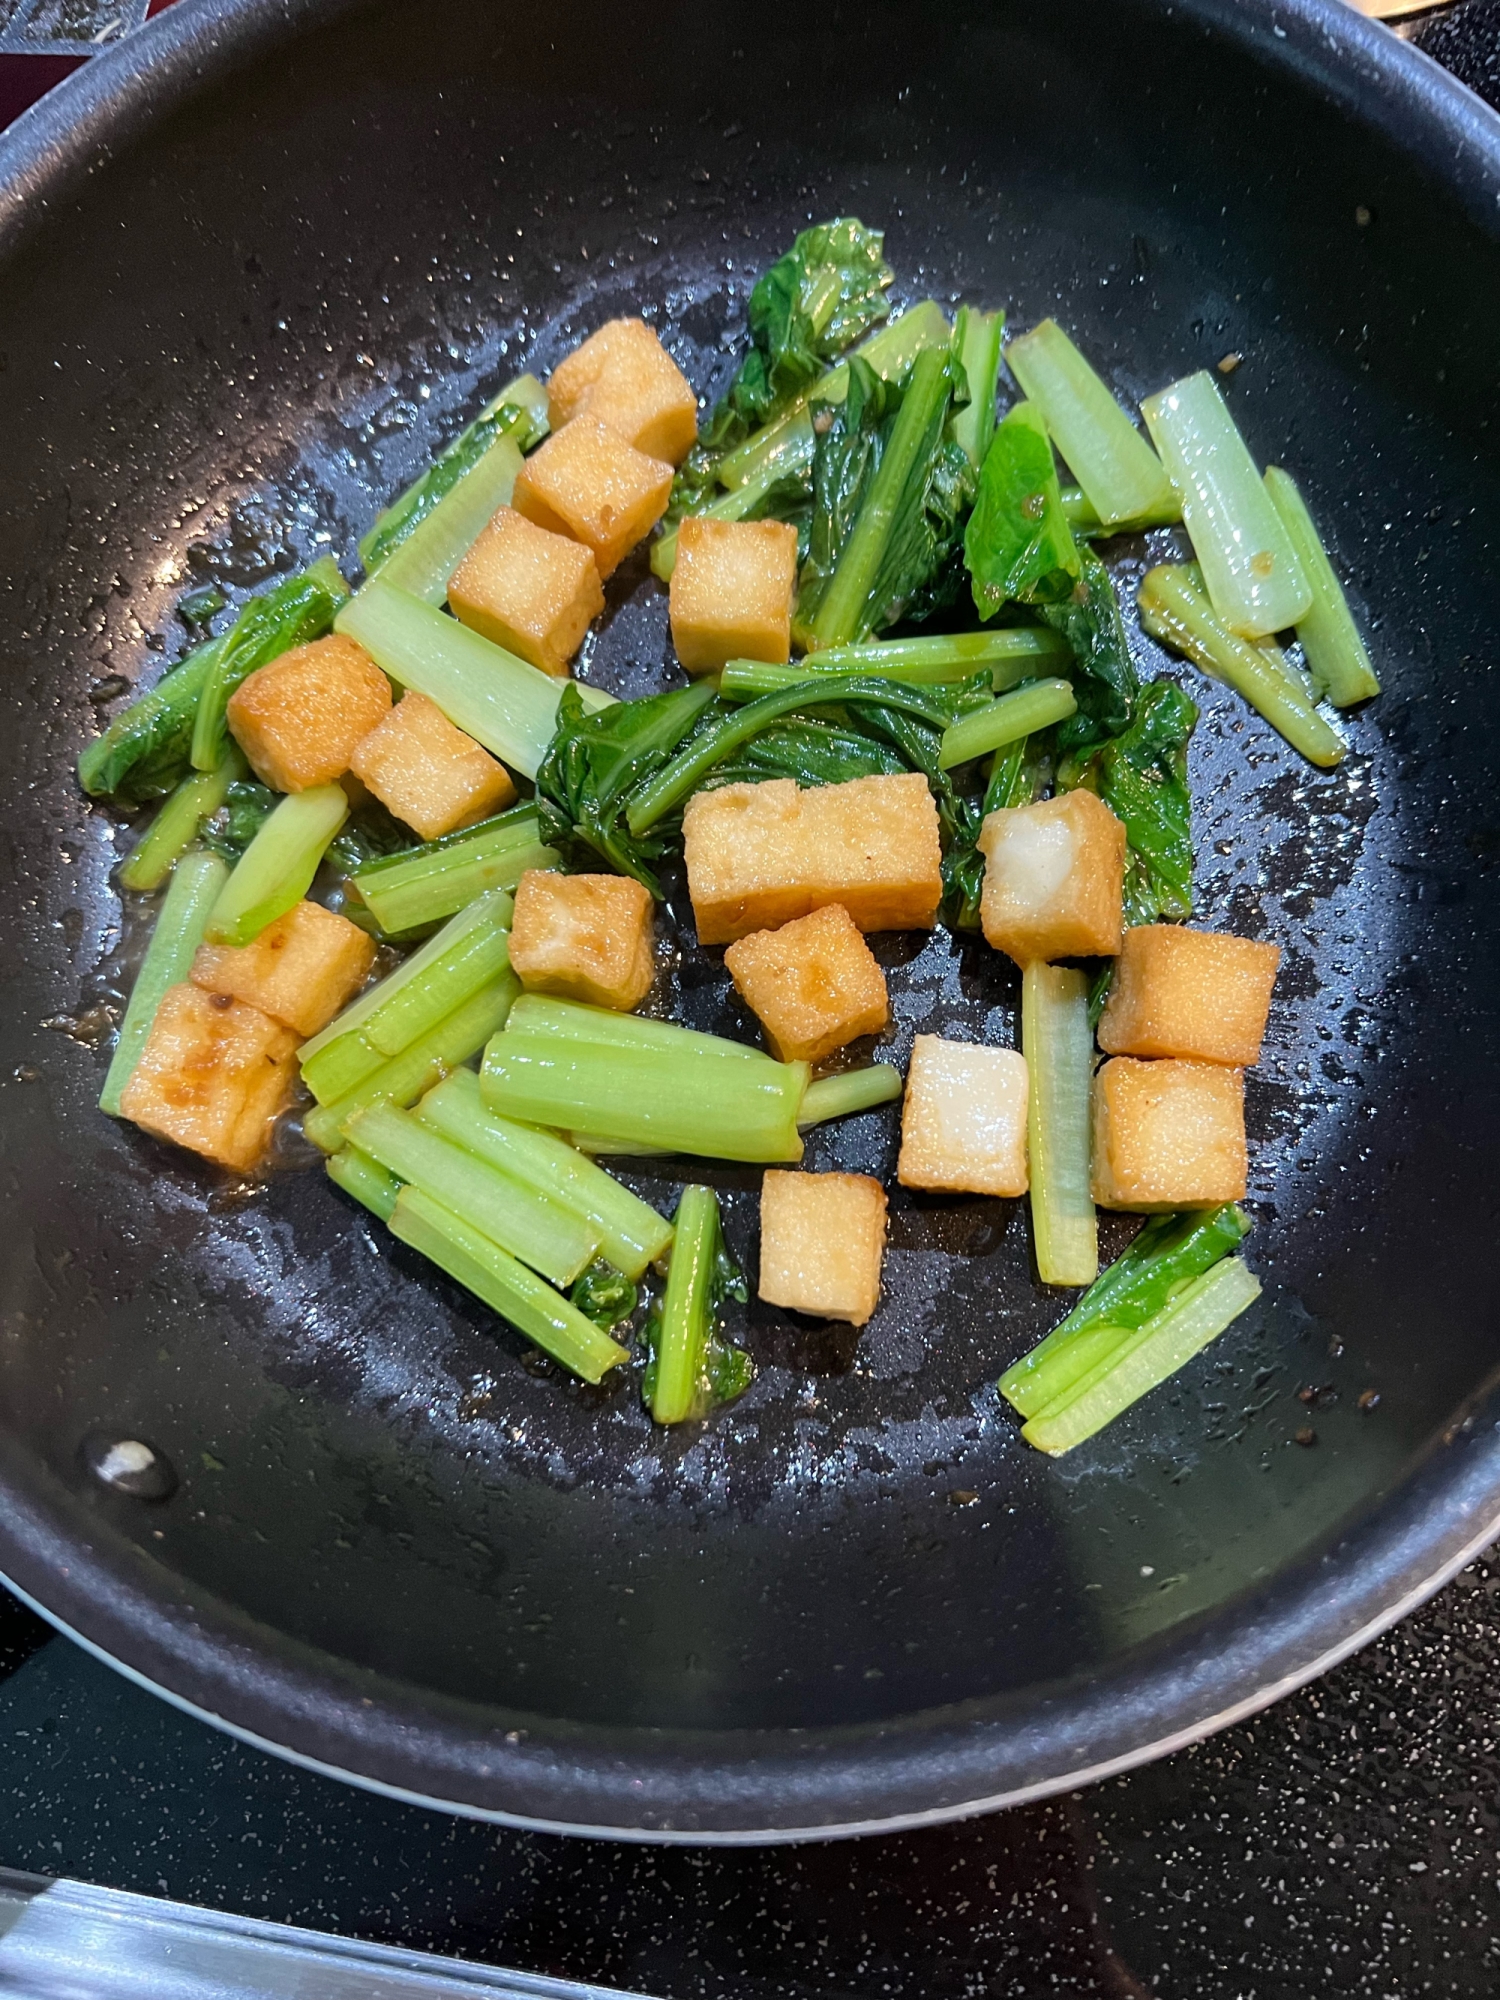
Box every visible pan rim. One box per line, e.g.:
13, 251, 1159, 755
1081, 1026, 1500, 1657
2, 0, 1499, 1839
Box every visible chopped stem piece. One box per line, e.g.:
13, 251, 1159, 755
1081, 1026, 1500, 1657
371, 437, 523, 603
360, 916, 511, 1058
1001, 1204, 1250, 1417
798, 1065, 903, 1126
505, 994, 767, 1063
1007, 320, 1178, 528
345, 1100, 601, 1287
937, 677, 1077, 770
481, 1033, 807, 1163
1022, 962, 1098, 1287
1059, 485, 1181, 537
117, 743, 246, 893
326, 1146, 402, 1222
302, 971, 519, 1153
203, 783, 348, 948
390, 1185, 628, 1382
1262, 467, 1381, 706
1138, 564, 1345, 768
351, 809, 556, 935
300, 886, 514, 1062
952, 307, 1005, 468
719, 628, 1070, 699
650, 1185, 721, 1424
99, 849, 228, 1117
1140, 371, 1310, 638
336, 580, 610, 781
1021, 1258, 1262, 1454
416, 1068, 673, 1280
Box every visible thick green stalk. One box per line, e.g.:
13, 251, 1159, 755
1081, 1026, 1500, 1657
1060, 485, 1181, 537
1022, 1258, 1262, 1454
1262, 467, 1381, 707
1140, 371, 1310, 638
189, 556, 350, 771
78, 640, 222, 804
117, 743, 245, 893
951, 307, 1005, 468
302, 971, 518, 1152
1007, 320, 1178, 528
798, 1065, 903, 1126
371, 437, 523, 603
351, 809, 554, 935
99, 849, 229, 1117
360, 919, 511, 1058
937, 678, 1077, 770
202, 783, 349, 947
1138, 564, 1345, 768
650, 1185, 720, 1424
1001, 1204, 1250, 1418
504, 994, 768, 1064
302, 1029, 385, 1107
718, 628, 1070, 699
389, 1185, 628, 1383
326, 1146, 402, 1222
416, 1068, 673, 1281
359, 375, 543, 576
345, 1100, 601, 1287
805, 345, 952, 650
300, 887, 514, 1062
336, 579, 609, 780
481, 1034, 807, 1163
1022, 962, 1098, 1287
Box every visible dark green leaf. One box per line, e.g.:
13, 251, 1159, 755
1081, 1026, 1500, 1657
570, 1261, 639, 1333
964, 401, 1081, 616
1059, 678, 1197, 925
1043, 547, 1139, 753
200, 780, 277, 862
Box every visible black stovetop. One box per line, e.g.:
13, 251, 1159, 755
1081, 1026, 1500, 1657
3, 4, 1499, 1994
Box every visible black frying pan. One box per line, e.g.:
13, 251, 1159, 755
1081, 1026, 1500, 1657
0, 0, 1497, 1842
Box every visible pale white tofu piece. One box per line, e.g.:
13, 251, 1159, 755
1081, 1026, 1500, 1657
897, 1035, 1028, 1197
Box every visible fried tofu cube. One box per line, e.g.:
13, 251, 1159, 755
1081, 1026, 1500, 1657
118, 983, 299, 1174
683, 772, 943, 945
669, 517, 799, 675
508, 868, 655, 1012
759, 1170, 888, 1327
1098, 925, 1281, 1067
349, 690, 516, 841
723, 903, 888, 1063
227, 634, 392, 793
447, 506, 604, 677
897, 1036, 1029, 1198
547, 318, 699, 465
977, 790, 1126, 966
512, 417, 674, 578
190, 899, 376, 1039
1091, 1057, 1246, 1212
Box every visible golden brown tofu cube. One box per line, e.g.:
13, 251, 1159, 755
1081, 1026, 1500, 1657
508, 868, 655, 1012
758, 1169, 888, 1327
447, 506, 604, 678
669, 517, 799, 675
1091, 1057, 1246, 1212
683, 772, 943, 945
227, 634, 392, 793
118, 983, 299, 1174
191, 899, 376, 1039
897, 1036, 1028, 1198
977, 789, 1126, 966
723, 903, 888, 1064
1097, 925, 1281, 1067
547, 318, 699, 465
512, 418, 674, 579
349, 690, 516, 841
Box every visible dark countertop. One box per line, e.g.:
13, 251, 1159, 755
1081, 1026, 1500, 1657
0, 1547, 1496, 1996
1, 2, 1498, 1994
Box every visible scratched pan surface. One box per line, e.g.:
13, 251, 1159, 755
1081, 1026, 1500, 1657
0, 0, 1497, 1838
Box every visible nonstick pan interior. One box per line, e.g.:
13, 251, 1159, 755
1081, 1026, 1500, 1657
0, 0, 1498, 1837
